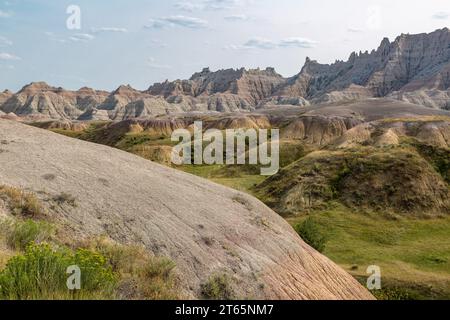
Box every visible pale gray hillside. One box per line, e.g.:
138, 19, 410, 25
0, 119, 373, 300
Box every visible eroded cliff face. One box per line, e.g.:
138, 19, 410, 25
0, 90, 13, 106
281, 116, 362, 146
278, 28, 450, 101
0, 69, 288, 120
389, 89, 450, 110
1, 82, 109, 120
148, 67, 287, 111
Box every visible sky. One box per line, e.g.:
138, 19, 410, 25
0, 0, 449, 92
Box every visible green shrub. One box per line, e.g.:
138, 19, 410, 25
86, 239, 179, 300
1, 219, 55, 251
294, 218, 327, 253
138, 257, 178, 300
201, 273, 234, 300
0, 243, 117, 300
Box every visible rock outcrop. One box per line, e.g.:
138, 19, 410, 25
0, 90, 13, 106
148, 67, 287, 112
279, 28, 450, 103
334, 118, 450, 149
0, 82, 109, 120
281, 116, 362, 146
389, 89, 450, 110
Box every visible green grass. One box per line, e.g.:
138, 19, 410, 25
0, 219, 55, 251
179, 164, 266, 194
293, 218, 327, 253
50, 129, 84, 139
0, 237, 181, 300
115, 133, 176, 150
0, 243, 117, 300
412, 141, 450, 184
287, 202, 450, 299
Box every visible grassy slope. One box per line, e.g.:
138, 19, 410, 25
181, 144, 450, 299
287, 203, 450, 299
0, 186, 180, 300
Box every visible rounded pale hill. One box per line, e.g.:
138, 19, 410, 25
0, 119, 373, 300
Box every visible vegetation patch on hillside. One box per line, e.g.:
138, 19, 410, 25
254, 146, 450, 216
287, 203, 450, 300
0, 186, 180, 300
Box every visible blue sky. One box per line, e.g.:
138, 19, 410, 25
0, 0, 449, 92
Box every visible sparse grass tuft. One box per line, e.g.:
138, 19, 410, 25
84, 239, 180, 300
138, 257, 178, 300
201, 273, 235, 300
53, 192, 77, 207
0, 186, 46, 218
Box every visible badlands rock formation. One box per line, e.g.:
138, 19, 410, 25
0, 119, 373, 300
148, 67, 286, 111
279, 28, 450, 103
0, 90, 13, 106
1, 82, 108, 120
334, 119, 450, 149
2, 28, 450, 120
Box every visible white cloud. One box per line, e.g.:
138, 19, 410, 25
223, 44, 247, 50
91, 27, 128, 34
432, 12, 449, 20
224, 14, 249, 21
145, 19, 167, 29
0, 10, 12, 18
69, 33, 95, 42
174, 0, 248, 11
0, 52, 21, 60
0, 36, 12, 47
145, 15, 209, 29
229, 36, 317, 50
174, 1, 203, 12
347, 28, 363, 33
204, 0, 241, 10
279, 37, 317, 48
244, 37, 278, 49
146, 57, 172, 69
44, 32, 69, 44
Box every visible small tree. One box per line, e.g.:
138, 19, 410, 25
294, 218, 327, 253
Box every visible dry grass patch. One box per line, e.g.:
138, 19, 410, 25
201, 273, 235, 300
82, 238, 180, 300
0, 186, 46, 218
